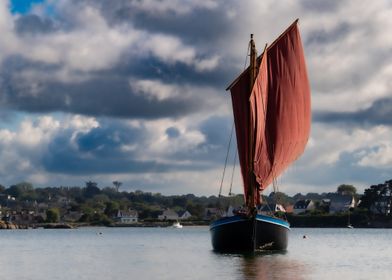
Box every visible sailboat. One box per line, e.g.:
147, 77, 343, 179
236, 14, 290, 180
172, 220, 183, 229
210, 19, 311, 252
347, 208, 354, 228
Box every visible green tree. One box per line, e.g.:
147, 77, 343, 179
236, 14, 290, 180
360, 180, 392, 215
112, 181, 122, 192
172, 196, 187, 208
268, 192, 294, 205
186, 202, 204, 219
91, 213, 112, 226
46, 208, 60, 223
6, 182, 36, 200
84, 181, 100, 198
104, 201, 120, 217
68, 186, 84, 203
337, 184, 357, 196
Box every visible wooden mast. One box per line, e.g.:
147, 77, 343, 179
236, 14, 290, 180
247, 34, 257, 211
226, 19, 298, 91
249, 34, 257, 87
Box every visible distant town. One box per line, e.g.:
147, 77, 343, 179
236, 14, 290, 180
1, 179, 392, 229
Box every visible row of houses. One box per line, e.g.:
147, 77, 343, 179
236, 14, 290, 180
215, 195, 357, 218
246, 194, 356, 216
4, 193, 389, 226
157, 209, 192, 221
114, 195, 387, 220
114, 209, 195, 224
217, 195, 358, 218
259, 195, 356, 215
292, 195, 356, 214
0, 207, 196, 225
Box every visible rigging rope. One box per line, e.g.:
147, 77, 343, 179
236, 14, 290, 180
228, 148, 237, 196
244, 41, 251, 70
262, 193, 273, 214
218, 41, 251, 198
218, 122, 235, 197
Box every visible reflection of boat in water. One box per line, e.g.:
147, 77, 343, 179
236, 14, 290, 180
215, 251, 308, 280
172, 221, 183, 228
210, 19, 311, 252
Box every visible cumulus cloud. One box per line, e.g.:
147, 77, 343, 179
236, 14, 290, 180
0, 115, 85, 183
0, 112, 233, 190
303, 1, 392, 113
278, 123, 392, 194
314, 97, 392, 126
123, 0, 218, 15
0, 1, 225, 120
1, 0, 392, 194
358, 144, 392, 168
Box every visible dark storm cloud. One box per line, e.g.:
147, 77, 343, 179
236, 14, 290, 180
306, 22, 351, 45
199, 116, 232, 146
289, 151, 388, 188
113, 7, 231, 46
42, 120, 209, 174
165, 127, 180, 138
0, 55, 218, 119
44, 149, 171, 174
3, 76, 201, 119
42, 122, 149, 174
314, 97, 392, 126
57, 115, 233, 175
300, 0, 342, 13
66, 0, 232, 44
15, 14, 57, 35
0, 0, 236, 121
115, 55, 231, 89
162, 116, 233, 165
75, 122, 141, 156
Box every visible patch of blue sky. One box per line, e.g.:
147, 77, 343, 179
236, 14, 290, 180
0, 111, 67, 131
10, 0, 45, 14
0, 111, 29, 131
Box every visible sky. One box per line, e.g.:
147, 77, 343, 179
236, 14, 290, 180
1, 0, 392, 196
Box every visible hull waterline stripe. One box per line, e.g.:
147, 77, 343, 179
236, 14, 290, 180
209, 214, 290, 230
256, 215, 290, 230
209, 216, 248, 230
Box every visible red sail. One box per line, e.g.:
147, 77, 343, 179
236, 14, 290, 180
229, 21, 311, 205
230, 66, 253, 202
250, 49, 270, 191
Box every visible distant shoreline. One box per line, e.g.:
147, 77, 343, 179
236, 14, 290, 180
3, 215, 392, 229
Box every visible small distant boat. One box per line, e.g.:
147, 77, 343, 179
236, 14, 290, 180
347, 208, 353, 228
172, 221, 183, 228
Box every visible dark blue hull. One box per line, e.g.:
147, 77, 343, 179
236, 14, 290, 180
209, 214, 289, 252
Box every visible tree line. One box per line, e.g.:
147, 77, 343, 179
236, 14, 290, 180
1, 180, 391, 225
0, 181, 244, 224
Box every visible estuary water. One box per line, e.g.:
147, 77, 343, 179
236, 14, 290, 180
0, 226, 391, 280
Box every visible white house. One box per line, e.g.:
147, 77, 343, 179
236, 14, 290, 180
158, 209, 179, 220
329, 195, 355, 214
116, 209, 138, 224
293, 200, 315, 214
178, 210, 192, 220
204, 208, 225, 220
258, 204, 286, 215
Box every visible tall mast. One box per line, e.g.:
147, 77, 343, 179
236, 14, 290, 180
249, 34, 257, 87
247, 34, 257, 211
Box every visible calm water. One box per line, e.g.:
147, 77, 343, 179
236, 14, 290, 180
0, 226, 391, 279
